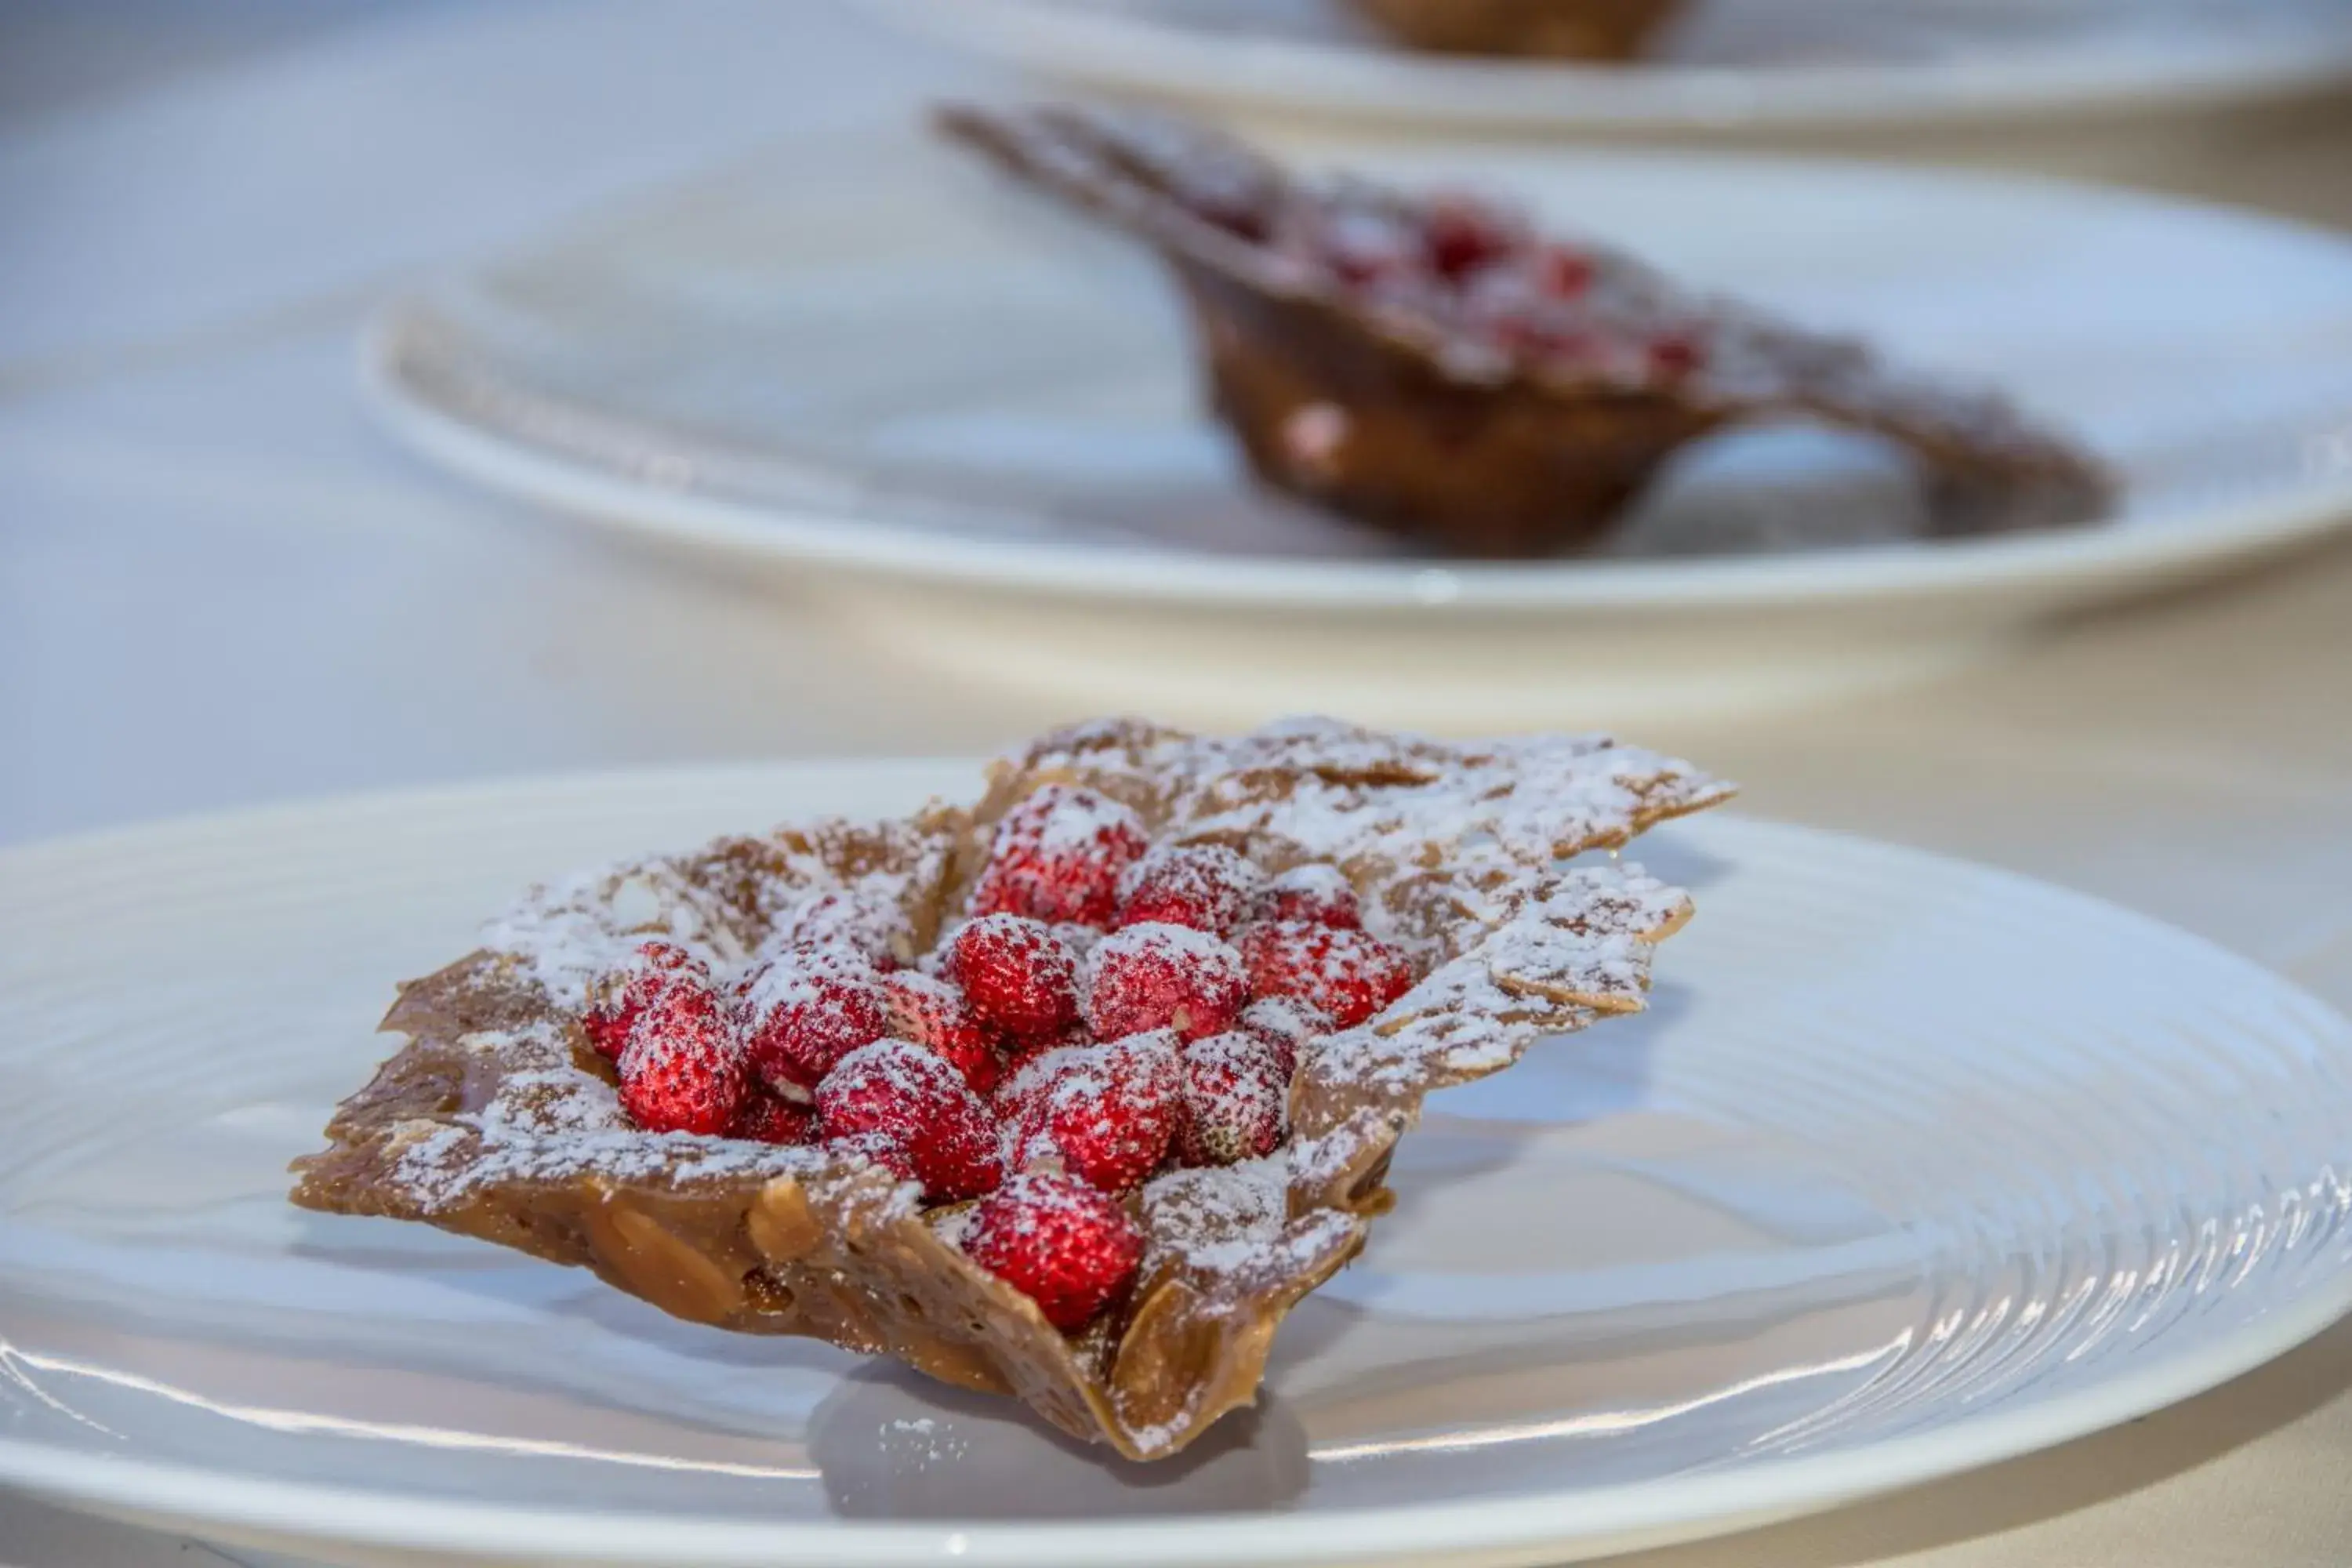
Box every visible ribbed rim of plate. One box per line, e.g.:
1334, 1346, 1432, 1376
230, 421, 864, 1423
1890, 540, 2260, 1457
3, 768, 2351, 1566
847, 0, 2352, 129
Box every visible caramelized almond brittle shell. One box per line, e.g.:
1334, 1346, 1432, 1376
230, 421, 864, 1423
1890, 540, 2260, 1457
940, 103, 2114, 558
292, 718, 1731, 1458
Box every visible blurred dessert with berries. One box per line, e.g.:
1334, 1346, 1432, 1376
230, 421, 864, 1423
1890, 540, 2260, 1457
939, 103, 2112, 559
293, 717, 1731, 1457
1354, 0, 1683, 60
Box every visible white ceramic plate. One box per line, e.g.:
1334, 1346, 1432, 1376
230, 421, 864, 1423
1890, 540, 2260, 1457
3, 762, 2350, 1566
365, 129, 2352, 724
850, 0, 2352, 131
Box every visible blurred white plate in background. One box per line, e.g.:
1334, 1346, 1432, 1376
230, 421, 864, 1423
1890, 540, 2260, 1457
848, 0, 2352, 131
2, 766, 2350, 1566
366, 128, 2352, 725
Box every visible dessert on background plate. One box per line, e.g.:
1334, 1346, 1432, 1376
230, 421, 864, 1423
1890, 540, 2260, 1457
940, 103, 2114, 559
1352, 0, 1684, 60
293, 717, 1730, 1459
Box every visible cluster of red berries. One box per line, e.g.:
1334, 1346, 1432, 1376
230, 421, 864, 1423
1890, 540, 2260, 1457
581, 785, 1417, 1330
1273, 189, 1708, 384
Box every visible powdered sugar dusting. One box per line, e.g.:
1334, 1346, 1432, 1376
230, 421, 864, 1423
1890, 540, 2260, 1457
1005, 717, 1725, 942
768, 884, 909, 968
1095, 920, 1235, 971
391, 1119, 839, 1213
1142, 1160, 1358, 1290
459, 721, 1711, 1231
474, 1066, 629, 1138
1028, 786, 1144, 853
485, 863, 739, 1013
484, 815, 957, 1014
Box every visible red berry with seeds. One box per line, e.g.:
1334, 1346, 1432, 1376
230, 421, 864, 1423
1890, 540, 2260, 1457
583, 941, 711, 1061
884, 971, 1002, 1096
615, 986, 746, 1137
731, 1091, 818, 1146
817, 1039, 1003, 1200
1003, 1031, 1181, 1195
1178, 1032, 1289, 1167
962, 1171, 1145, 1330
1086, 923, 1247, 1043
951, 913, 1082, 1042
1259, 863, 1362, 931
1241, 921, 1414, 1029
971, 784, 1149, 927
1115, 844, 1264, 938
734, 948, 890, 1094
1239, 995, 1329, 1081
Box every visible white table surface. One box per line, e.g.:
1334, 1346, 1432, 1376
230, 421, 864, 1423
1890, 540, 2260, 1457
4, 3, 2352, 1565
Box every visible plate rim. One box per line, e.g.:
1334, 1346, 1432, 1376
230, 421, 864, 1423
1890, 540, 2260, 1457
3, 763, 2351, 1566
357, 143, 2352, 618
845, 0, 2352, 131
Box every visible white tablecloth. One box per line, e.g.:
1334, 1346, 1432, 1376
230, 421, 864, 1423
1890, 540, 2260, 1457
4, 4, 2351, 1564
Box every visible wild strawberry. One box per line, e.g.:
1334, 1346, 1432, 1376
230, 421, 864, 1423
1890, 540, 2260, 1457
1001, 1031, 1180, 1194
1002, 1044, 1091, 1128
1177, 1032, 1288, 1167
583, 941, 711, 1061
970, 784, 1148, 927
731, 1091, 818, 1146
1649, 331, 1707, 379
951, 913, 1082, 1041
883, 971, 1002, 1095
1238, 995, 1329, 1081
817, 1039, 1003, 1200
1115, 844, 1263, 937
1240, 921, 1414, 1028
733, 948, 889, 1095
1086, 923, 1246, 1043
1425, 196, 1518, 281
1258, 863, 1362, 931
962, 1171, 1144, 1330
615, 986, 746, 1136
